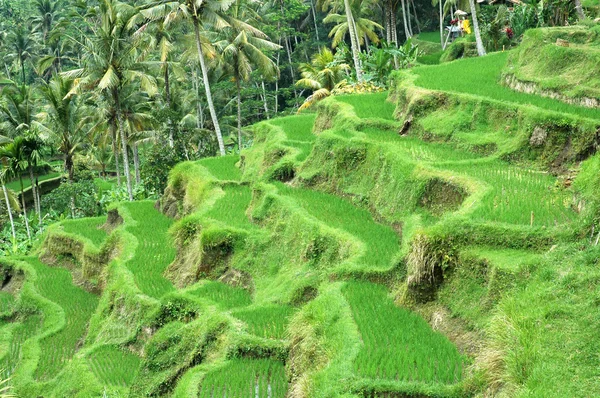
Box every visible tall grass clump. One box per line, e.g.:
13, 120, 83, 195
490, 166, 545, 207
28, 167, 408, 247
233, 305, 295, 340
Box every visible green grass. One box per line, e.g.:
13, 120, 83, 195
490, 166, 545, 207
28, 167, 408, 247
413, 51, 600, 119
122, 201, 175, 298
275, 183, 400, 271
87, 345, 141, 387
28, 257, 99, 381
360, 127, 481, 162
0, 292, 15, 315
343, 281, 464, 384
0, 314, 42, 379
232, 305, 295, 340
336, 92, 396, 120
204, 185, 256, 230
188, 281, 252, 309
198, 358, 287, 398
199, 155, 242, 181
270, 114, 317, 142
418, 51, 443, 65
443, 160, 576, 226
94, 178, 117, 196
417, 31, 442, 43
6, 172, 62, 192
60, 216, 108, 246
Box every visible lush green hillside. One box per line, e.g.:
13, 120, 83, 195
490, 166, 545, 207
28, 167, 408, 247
1, 26, 600, 397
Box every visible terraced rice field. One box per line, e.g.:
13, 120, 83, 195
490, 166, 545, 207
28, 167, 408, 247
413, 52, 600, 119
343, 281, 464, 383
28, 258, 99, 380
198, 358, 287, 398
270, 114, 317, 161
0, 314, 42, 379
199, 155, 242, 181
122, 201, 175, 299
232, 305, 295, 340
204, 185, 256, 230
188, 281, 252, 310
60, 216, 108, 246
87, 345, 141, 387
444, 161, 576, 226
336, 92, 396, 120
276, 183, 401, 271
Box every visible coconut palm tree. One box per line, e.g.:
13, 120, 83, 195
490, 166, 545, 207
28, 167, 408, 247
468, 0, 486, 56
217, 2, 280, 151
0, 137, 31, 240
319, 0, 365, 81
296, 47, 348, 111
6, 25, 35, 84
0, 82, 34, 139
139, 0, 237, 157
0, 149, 19, 247
21, 135, 43, 226
36, 75, 83, 183
323, 4, 382, 50
64, 0, 157, 200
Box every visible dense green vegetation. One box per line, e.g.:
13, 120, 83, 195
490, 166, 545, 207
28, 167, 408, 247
0, 0, 599, 397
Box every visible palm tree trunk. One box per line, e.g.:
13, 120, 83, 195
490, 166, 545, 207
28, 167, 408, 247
110, 119, 121, 187
19, 177, 31, 240
406, 0, 414, 36
400, 0, 411, 39
574, 0, 585, 20
310, 0, 320, 41
261, 80, 270, 119
192, 14, 226, 156
236, 79, 243, 152
439, 0, 445, 49
410, 0, 421, 34
28, 166, 41, 226
133, 143, 141, 185
469, 0, 486, 56
114, 93, 134, 201
164, 62, 174, 148
2, 183, 16, 245
344, 0, 363, 81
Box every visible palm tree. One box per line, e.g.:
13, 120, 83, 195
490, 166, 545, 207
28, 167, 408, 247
36, 76, 83, 183
7, 25, 35, 84
217, 2, 280, 151
0, 149, 19, 247
0, 137, 31, 239
296, 47, 348, 111
0, 83, 34, 139
468, 0, 486, 56
21, 135, 43, 226
140, 0, 237, 157
64, 0, 157, 200
31, 0, 61, 45
319, 0, 365, 81
323, 1, 382, 50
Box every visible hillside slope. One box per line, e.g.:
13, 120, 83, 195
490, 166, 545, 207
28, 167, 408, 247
0, 37, 600, 397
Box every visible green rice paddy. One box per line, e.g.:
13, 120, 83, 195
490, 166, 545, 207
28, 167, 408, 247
336, 92, 396, 120
60, 216, 108, 246
199, 155, 242, 181
28, 257, 99, 381
232, 305, 295, 340
122, 201, 175, 298
87, 345, 141, 387
5, 172, 62, 192
275, 182, 401, 271
198, 358, 287, 398
413, 52, 600, 119
343, 281, 464, 384
188, 281, 252, 309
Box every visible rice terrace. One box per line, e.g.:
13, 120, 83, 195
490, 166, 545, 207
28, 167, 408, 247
1, 0, 600, 397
